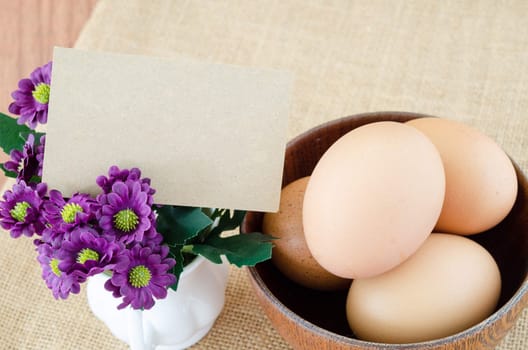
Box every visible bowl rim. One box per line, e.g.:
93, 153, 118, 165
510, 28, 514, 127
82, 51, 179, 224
286, 110, 435, 144
248, 265, 528, 348
247, 110, 528, 348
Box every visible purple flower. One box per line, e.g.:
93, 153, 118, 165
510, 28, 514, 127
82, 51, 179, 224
140, 228, 164, 247
56, 226, 121, 277
36, 135, 45, 172
97, 166, 155, 205
97, 180, 154, 244
104, 244, 176, 310
0, 181, 47, 237
8, 62, 52, 129
4, 134, 46, 183
40, 226, 65, 247
97, 166, 140, 193
36, 241, 85, 299
43, 190, 96, 233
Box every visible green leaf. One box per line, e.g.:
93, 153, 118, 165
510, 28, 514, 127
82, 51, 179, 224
29, 175, 42, 183
0, 163, 17, 178
0, 112, 33, 154
0, 113, 46, 179
206, 208, 223, 221
191, 232, 274, 267
168, 245, 184, 291
208, 209, 246, 237
156, 205, 213, 246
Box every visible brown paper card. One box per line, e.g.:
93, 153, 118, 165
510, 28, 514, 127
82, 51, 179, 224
42, 47, 292, 212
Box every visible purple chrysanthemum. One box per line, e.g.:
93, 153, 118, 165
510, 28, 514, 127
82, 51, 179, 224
36, 135, 45, 173
140, 227, 164, 247
97, 180, 154, 244
0, 181, 47, 237
56, 226, 121, 277
36, 241, 85, 300
96, 166, 140, 193
40, 226, 65, 247
97, 166, 155, 205
4, 134, 46, 183
8, 62, 52, 129
104, 244, 176, 310
43, 190, 96, 234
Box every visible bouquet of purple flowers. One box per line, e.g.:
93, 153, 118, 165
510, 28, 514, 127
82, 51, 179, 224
0, 62, 273, 310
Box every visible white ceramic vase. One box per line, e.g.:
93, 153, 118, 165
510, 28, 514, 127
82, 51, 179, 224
86, 256, 230, 350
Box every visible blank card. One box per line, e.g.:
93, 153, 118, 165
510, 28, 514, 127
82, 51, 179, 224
42, 48, 292, 212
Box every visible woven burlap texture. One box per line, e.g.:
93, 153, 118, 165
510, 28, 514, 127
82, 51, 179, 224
1, 0, 527, 349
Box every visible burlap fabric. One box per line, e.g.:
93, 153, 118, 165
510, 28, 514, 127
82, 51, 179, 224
0, 0, 527, 349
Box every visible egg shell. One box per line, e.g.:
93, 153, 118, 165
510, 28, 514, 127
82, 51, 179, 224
262, 177, 351, 291
406, 117, 518, 235
303, 121, 445, 279
346, 233, 502, 343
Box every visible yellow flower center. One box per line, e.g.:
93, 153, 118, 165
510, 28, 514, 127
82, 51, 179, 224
32, 83, 50, 104
10, 201, 30, 222
50, 258, 61, 277
129, 265, 152, 288
113, 209, 139, 232
61, 203, 83, 223
77, 248, 100, 264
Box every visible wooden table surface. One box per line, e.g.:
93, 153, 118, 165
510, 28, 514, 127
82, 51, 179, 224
0, 0, 98, 187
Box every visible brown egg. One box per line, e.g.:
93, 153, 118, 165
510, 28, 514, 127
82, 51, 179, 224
346, 233, 501, 343
407, 117, 517, 235
262, 177, 351, 291
303, 121, 445, 279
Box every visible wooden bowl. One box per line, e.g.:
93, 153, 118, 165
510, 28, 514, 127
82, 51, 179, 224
241, 111, 528, 350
